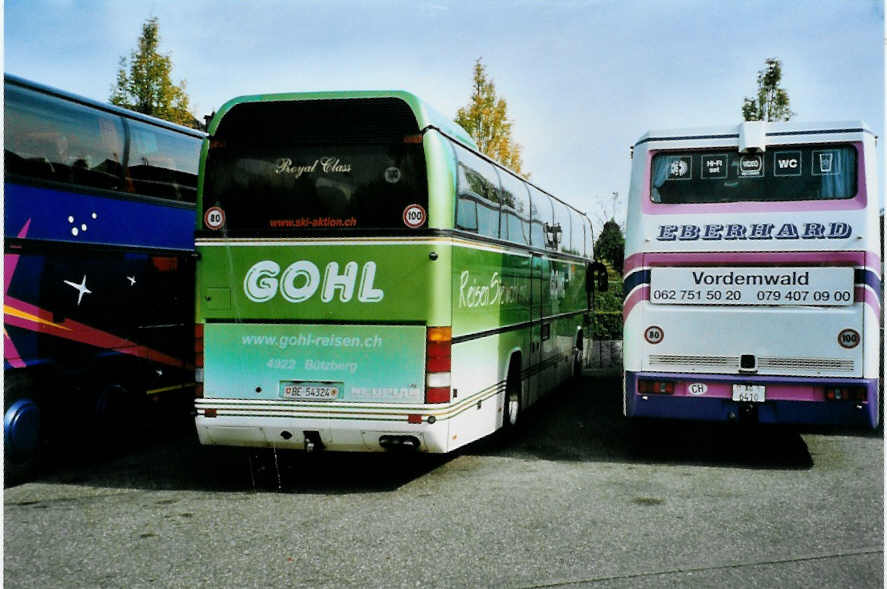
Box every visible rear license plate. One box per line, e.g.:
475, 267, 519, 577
280, 381, 342, 401
732, 384, 766, 403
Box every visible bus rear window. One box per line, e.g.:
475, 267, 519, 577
203, 98, 427, 233
651, 145, 857, 204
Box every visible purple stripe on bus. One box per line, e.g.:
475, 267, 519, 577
624, 371, 879, 427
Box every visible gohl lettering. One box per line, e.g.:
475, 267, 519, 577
244, 260, 384, 303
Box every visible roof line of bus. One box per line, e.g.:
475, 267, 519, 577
209, 90, 590, 223
426, 125, 592, 223
5, 73, 207, 138
207, 89, 478, 150
633, 120, 874, 147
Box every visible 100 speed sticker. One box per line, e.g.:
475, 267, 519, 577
403, 204, 426, 229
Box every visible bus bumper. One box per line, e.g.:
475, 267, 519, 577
624, 371, 880, 428
194, 399, 451, 452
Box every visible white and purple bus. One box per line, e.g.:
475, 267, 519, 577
623, 121, 881, 427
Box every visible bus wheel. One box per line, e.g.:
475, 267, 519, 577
4, 376, 43, 485
503, 362, 522, 429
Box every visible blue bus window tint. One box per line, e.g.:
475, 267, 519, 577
553, 201, 574, 254
650, 145, 857, 204
127, 120, 201, 203
452, 141, 502, 238
528, 186, 553, 248
4, 84, 125, 191
498, 169, 531, 246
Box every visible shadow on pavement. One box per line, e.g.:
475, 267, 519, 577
464, 373, 839, 470
17, 390, 452, 494
13, 373, 882, 493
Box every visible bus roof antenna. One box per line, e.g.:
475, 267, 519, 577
738, 121, 767, 153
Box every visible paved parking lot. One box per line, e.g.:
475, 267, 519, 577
4, 373, 883, 588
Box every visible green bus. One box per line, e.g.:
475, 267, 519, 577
194, 91, 606, 453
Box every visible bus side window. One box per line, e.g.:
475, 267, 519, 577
554, 202, 574, 254
584, 218, 593, 258
456, 196, 478, 231
528, 186, 554, 249
126, 120, 201, 202
4, 84, 125, 191
499, 169, 531, 246
452, 141, 502, 238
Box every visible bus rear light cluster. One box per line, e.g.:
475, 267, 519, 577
638, 380, 675, 395
194, 324, 205, 398
194, 323, 204, 368
426, 326, 452, 404
824, 387, 866, 402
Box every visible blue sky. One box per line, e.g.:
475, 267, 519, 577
5, 0, 885, 224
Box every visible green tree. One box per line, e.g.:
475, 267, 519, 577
110, 17, 199, 129
455, 58, 527, 176
741, 58, 795, 122
594, 218, 625, 274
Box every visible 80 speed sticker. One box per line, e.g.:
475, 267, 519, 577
403, 204, 426, 229
204, 206, 226, 230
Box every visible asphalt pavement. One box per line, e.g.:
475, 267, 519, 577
4, 373, 883, 588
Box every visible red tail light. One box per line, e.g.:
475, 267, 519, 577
425, 327, 452, 404
426, 387, 450, 404
824, 386, 866, 402
638, 379, 675, 395
195, 323, 205, 375
426, 340, 452, 372
151, 256, 179, 272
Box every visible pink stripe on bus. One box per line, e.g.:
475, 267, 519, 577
624, 250, 878, 275
623, 285, 649, 321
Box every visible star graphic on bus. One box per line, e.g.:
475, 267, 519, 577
63, 275, 92, 305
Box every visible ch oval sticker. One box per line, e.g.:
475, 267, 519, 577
688, 383, 708, 396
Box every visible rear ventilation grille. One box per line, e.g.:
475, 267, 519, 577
649, 355, 739, 368
757, 357, 854, 372
648, 355, 854, 374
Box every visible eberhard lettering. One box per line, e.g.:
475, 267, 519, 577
657, 222, 852, 241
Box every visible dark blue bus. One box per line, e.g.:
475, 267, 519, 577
4, 74, 205, 482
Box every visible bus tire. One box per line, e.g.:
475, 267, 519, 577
503, 360, 522, 430
4, 373, 44, 485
